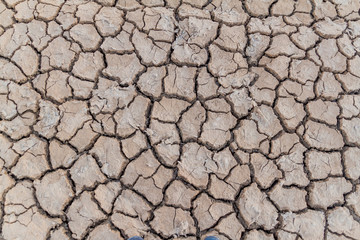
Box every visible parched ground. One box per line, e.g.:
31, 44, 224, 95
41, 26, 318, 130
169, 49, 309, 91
0, 0, 360, 239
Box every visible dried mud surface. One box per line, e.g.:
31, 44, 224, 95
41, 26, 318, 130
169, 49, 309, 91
0, 0, 360, 239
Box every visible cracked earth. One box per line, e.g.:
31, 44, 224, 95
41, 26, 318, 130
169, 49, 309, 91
0, 0, 360, 239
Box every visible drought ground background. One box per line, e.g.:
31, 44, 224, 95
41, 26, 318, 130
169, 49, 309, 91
0, 0, 360, 239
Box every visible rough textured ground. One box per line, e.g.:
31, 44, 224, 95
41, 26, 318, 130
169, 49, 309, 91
0, 0, 360, 239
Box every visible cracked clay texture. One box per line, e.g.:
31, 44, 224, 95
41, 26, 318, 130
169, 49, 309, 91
0, 0, 360, 239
